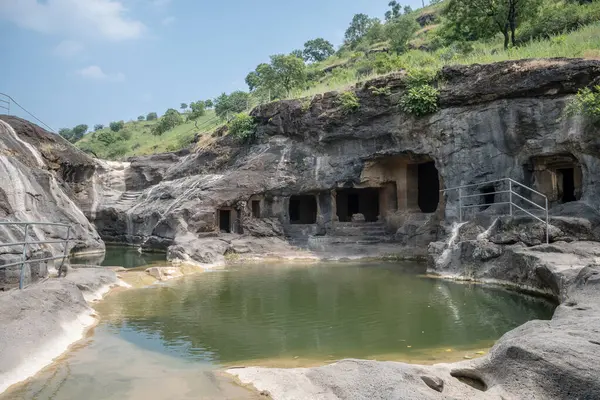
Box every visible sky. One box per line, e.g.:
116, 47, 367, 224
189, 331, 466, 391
0, 0, 425, 131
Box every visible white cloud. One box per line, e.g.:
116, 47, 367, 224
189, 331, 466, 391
76, 65, 125, 82
161, 16, 175, 26
0, 0, 145, 41
54, 40, 84, 57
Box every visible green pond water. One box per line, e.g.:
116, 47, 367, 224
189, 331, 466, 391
70, 245, 166, 269
3, 262, 556, 400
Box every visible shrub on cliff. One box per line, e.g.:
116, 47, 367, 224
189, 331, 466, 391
567, 86, 600, 123
228, 113, 256, 140
109, 121, 124, 132
400, 84, 439, 116
337, 91, 361, 114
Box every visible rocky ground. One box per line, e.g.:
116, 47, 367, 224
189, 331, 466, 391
0, 267, 119, 393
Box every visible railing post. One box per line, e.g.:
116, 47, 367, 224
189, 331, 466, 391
59, 226, 71, 276
19, 224, 29, 289
546, 197, 549, 244
458, 187, 463, 222
509, 179, 513, 217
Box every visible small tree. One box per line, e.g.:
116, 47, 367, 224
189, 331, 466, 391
180, 103, 188, 112
444, 0, 542, 49
228, 113, 256, 140
97, 130, 117, 145
345, 14, 378, 47
58, 128, 73, 141
290, 49, 304, 59
71, 124, 88, 142
152, 108, 183, 135
94, 124, 104, 131
385, 14, 420, 53
385, 1, 402, 21
204, 99, 213, 108
146, 112, 158, 121
109, 121, 125, 132
214, 91, 251, 120
303, 38, 335, 62
137, 115, 145, 121
188, 101, 206, 120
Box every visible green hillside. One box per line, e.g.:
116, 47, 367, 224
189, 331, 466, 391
76, 111, 219, 159
69, 0, 600, 160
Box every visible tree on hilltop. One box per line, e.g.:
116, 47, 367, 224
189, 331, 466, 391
303, 38, 335, 62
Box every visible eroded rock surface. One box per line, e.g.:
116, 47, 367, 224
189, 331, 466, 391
0, 117, 104, 290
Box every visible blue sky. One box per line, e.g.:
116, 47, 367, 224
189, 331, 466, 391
0, 0, 424, 130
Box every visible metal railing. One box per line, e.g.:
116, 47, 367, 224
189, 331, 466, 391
0, 222, 73, 289
441, 178, 549, 244
0, 93, 10, 115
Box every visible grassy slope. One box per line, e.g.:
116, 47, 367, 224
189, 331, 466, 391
76, 110, 219, 159
78, 1, 600, 160
291, 22, 600, 100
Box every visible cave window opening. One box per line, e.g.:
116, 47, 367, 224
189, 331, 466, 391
558, 168, 576, 203
251, 200, 261, 218
336, 188, 380, 222
479, 186, 496, 211
219, 210, 231, 233
289, 195, 317, 224
417, 162, 440, 213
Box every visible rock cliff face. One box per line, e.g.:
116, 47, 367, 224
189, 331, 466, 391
84, 58, 600, 266
0, 116, 103, 290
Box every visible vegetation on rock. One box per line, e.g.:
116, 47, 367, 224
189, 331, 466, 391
228, 113, 256, 140
338, 91, 361, 114
567, 86, 600, 123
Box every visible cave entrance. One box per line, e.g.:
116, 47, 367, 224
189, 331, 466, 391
219, 210, 231, 233
289, 195, 317, 224
558, 168, 576, 203
480, 186, 496, 210
251, 200, 261, 218
417, 162, 440, 213
529, 154, 582, 205
336, 188, 380, 222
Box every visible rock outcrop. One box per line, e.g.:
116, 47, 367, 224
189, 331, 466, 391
83, 58, 600, 266
0, 117, 104, 290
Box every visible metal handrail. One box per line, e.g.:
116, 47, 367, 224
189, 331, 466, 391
0, 221, 73, 289
0, 93, 9, 114
441, 178, 549, 244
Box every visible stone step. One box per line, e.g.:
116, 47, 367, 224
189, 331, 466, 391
328, 227, 388, 236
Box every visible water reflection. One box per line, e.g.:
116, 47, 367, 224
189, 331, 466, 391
70, 245, 166, 269
95, 262, 556, 363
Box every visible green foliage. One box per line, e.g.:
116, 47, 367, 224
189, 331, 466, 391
119, 130, 132, 140
518, 0, 600, 41
107, 142, 129, 158
405, 67, 438, 86
58, 128, 73, 142
345, 14, 378, 47
93, 124, 104, 131
204, 99, 213, 108
137, 115, 145, 121
385, 1, 402, 21
180, 103, 188, 111
188, 101, 206, 120
370, 86, 392, 96
385, 14, 420, 53
566, 86, 600, 123
290, 49, 304, 59
400, 84, 439, 116
444, 0, 543, 48
109, 120, 125, 132
227, 113, 256, 140
152, 109, 183, 136
146, 112, 158, 121
97, 130, 117, 146
303, 38, 335, 62
214, 91, 251, 119
337, 91, 360, 114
